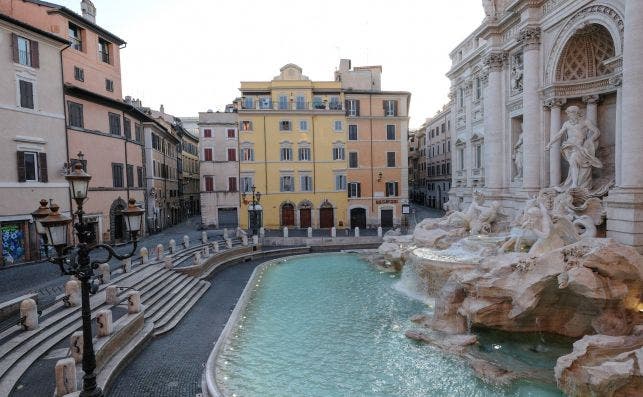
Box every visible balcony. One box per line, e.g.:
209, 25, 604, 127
240, 101, 343, 112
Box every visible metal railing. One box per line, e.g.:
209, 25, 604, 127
240, 101, 344, 111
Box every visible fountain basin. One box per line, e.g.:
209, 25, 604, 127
203, 253, 564, 396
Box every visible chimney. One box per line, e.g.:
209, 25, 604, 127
80, 0, 96, 23
160, 104, 165, 114
339, 59, 351, 72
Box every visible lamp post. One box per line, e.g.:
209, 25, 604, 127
241, 185, 261, 236
33, 158, 144, 397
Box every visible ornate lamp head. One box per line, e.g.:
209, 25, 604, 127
40, 203, 72, 248
31, 199, 50, 237
120, 198, 145, 239
65, 157, 91, 204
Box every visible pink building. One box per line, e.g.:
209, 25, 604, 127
2, 0, 149, 243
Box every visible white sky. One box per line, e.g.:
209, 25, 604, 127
56, 0, 485, 128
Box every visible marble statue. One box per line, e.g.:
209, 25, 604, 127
482, 0, 496, 18
510, 53, 523, 94
513, 129, 524, 179
443, 196, 461, 215
546, 106, 602, 191
470, 201, 502, 235
439, 190, 485, 230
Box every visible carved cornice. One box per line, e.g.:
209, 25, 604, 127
582, 95, 601, 105
517, 26, 541, 50
483, 51, 508, 72
544, 98, 567, 109
608, 73, 623, 87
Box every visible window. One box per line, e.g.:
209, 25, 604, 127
387, 152, 396, 167
278, 95, 288, 110
348, 124, 358, 140
385, 181, 399, 197
204, 176, 214, 192
135, 123, 142, 143
349, 152, 358, 168
68, 23, 83, 51
299, 120, 308, 131
240, 120, 253, 131
459, 87, 465, 108
348, 182, 361, 198
386, 125, 396, 140
475, 145, 483, 169
383, 100, 398, 116
204, 128, 212, 138
13, 35, 37, 67
335, 174, 347, 190
204, 148, 213, 161
123, 118, 131, 140
242, 147, 255, 161
228, 177, 237, 192
227, 148, 236, 161
112, 163, 123, 188
259, 96, 271, 109
126, 164, 134, 187
333, 120, 343, 131
105, 79, 114, 92
240, 176, 253, 192
475, 77, 482, 100
279, 120, 291, 131
298, 147, 311, 161
332, 145, 345, 160
243, 96, 254, 109
346, 99, 360, 116
446, 162, 451, 174
448, 140, 451, 152
280, 175, 294, 192
108, 113, 121, 135
441, 123, 446, 133
18, 80, 34, 109
280, 147, 293, 161
458, 148, 465, 170
17, 151, 41, 182
313, 96, 324, 109
74, 66, 84, 82
329, 96, 341, 110
300, 175, 313, 192
68, 102, 84, 128
296, 95, 306, 110
227, 129, 236, 139
137, 166, 143, 187
98, 38, 111, 64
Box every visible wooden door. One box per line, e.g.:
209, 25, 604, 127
300, 208, 312, 228
381, 209, 394, 228
350, 208, 367, 229
319, 208, 334, 228
282, 204, 295, 226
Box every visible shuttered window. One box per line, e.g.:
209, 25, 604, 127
204, 176, 214, 192
385, 181, 399, 197
108, 113, 121, 135
135, 123, 143, 142
203, 129, 212, 138
346, 99, 360, 116
387, 152, 396, 167
348, 182, 361, 198
112, 163, 123, 188
19, 80, 34, 109
348, 125, 358, 140
228, 177, 237, 192
68, 102, 83, 128
383, 100, 398, 116
126, 164, 134, 187
74, 66, 84, 81
349, 152, 358, 168
386, 125, 396, 140
204, 148, 212, 161
227, 148, 236, 161
137, 166, 143, 187
124, 118, 131, 139
17, 151, 48, 183
12, 34, 39, 68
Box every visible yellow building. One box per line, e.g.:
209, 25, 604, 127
238, 64, 348, 229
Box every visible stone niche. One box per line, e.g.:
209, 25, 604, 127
510, 116, 523, 182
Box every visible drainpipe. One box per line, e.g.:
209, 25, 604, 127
59, 43, 73, 247
122, 109, 130, 202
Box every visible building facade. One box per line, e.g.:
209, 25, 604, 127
4, 0, 147, 244
178, 122, 200, 221
449, 0, 643, 251
408, 129, 426, 205
237, 64, 349, 229
198, 111, 239, 228
0, 13, 69, 265
336, 60, 411, 229
425, 105, 452, 209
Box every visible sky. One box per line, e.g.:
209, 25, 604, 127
56, 0, 485, 128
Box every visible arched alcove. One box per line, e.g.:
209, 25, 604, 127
556, 24, 615, 82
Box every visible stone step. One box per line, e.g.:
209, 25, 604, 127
141, 275, 193, 315
153, 281, 210, 336
147, 278, 200, 325
140, 272, 185, 305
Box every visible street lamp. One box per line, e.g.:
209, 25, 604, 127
33, 158, 144, 397
241, 185, 261, 236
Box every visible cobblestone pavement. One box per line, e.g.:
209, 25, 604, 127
0, 217, 216, 305
108, 259, 262, 397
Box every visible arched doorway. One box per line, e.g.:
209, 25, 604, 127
109, 197, 127, 243
319, 200, 334, 229
350, 208, 366, 229
281, 203, 295, 227
298, 200, 312, 228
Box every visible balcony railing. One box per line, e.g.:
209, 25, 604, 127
240, 101, 343, 111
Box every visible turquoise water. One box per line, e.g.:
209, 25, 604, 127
215, 253, 565, 397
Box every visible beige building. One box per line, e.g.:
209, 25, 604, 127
336, 60, 411, 228
449, 0, 643, 251
425, 105, 452, 209
0, 13, 69, 265
408, 128, 426, 205
198, 110, 239, 228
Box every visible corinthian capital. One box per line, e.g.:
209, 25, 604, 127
518, 26, 541, 50
544, 98, 566, 109
483, 51, 507, 72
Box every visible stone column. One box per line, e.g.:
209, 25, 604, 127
545, 98, 566, 187
606, 0, 643, 252
583, 95, 600, 126
482, 51, 507, 191
518, 26, 542, 192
